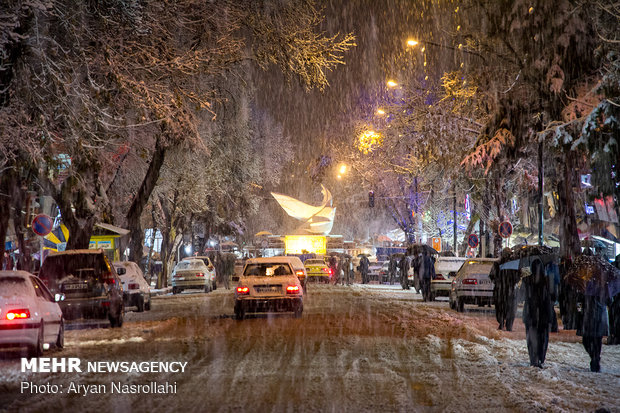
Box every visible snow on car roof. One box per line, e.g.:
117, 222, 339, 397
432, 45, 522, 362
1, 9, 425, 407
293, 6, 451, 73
49, 249, 105, 256
0, 270, 34, 279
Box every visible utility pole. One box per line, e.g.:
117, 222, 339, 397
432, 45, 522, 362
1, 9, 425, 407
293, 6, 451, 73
453, 190, 457, 255
538, 140, 544, 246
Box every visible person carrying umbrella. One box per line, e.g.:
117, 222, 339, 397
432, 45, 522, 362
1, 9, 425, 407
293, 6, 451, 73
490, 248, 521, 331
565, 255, 620, 371
521, 258, 554, 368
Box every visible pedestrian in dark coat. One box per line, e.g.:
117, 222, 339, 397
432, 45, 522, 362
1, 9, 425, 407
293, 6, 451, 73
399, 255, 410, 290
490, 250, 520, 331
388, 256, 398, 285
579, 289, 609, 372
522, 258, 554, 368
359, 255, 370, 284
419, 250, 435, 302
608, 255, 620, 345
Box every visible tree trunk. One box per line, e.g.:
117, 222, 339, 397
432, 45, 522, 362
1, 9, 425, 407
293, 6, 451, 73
557, 151, 581, 260
0, 170, 14, 269
10, 183, 29, 271
128, 134, 167, 263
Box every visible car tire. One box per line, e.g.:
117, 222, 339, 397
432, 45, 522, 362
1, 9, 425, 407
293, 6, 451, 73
294, 305, 303, 318
29, 324, 44, 358
145, 296, 151, 311
449, 298, 456, 310
136, 295, 145, 312
212, 280, 217, 291
457, 297, 465, 313
56, 319, 64, 349
172, 287, 179, 294
234, 304, 245, 320
429, 292, 435, 302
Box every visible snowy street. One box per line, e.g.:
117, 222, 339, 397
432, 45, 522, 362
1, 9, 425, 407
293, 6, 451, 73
1, 284, 618, 412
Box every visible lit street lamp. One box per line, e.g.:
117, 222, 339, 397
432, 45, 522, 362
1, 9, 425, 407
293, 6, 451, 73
386, 80, 398, 88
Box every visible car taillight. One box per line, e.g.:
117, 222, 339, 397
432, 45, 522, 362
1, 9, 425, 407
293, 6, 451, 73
463, 278, 478, 285
295, 270, 305, 277
322, 268, 329, 273
101, 301, 110, 307
103, 271, 116, 284
286, 285, 300, 294
236, 286, 250, 295
328, 268, 333, 276
128, 283, 139, 289
6, 309, 30, 320
196, 273, 205, 277
435, 273, 445, 280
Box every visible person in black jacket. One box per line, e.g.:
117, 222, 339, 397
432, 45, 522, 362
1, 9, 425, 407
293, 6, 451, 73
579, 288, 609, 372
419, 249, 435, 302
522, 259, 554, 368
399, 255, 410, 290
490, 249, 520, 331
608, 255, 620, 345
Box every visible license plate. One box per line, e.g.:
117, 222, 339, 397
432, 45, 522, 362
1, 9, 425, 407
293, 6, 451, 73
257, 286, 280, 293
63, 283, 87, 290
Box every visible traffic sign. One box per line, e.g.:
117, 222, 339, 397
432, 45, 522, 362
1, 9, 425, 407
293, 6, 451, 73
432, 237, 442, 252
31, 214, 53, 236
468, 233, 479, 249
499, 221, 513, 239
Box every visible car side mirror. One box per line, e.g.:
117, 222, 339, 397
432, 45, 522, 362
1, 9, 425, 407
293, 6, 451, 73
116, 267, 126, 275
54, 293, 65, 302
208, 265, 214, 271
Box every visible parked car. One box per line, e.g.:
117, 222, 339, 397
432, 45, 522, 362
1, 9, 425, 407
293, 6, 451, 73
234, 257, 304, 320
113, 261, 151, 312
38, 249, 124, 327
183, 256, 217, 290
171, 259, 213, 294
449, 258, 498, 312
378, 261, 400, 283
0, 270, 65, 357
368, 261, 383, 282
429, 257, 467, 301
304, 258, 331, 283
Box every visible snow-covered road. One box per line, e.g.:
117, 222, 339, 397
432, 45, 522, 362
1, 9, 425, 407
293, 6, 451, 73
1, 284, 618, 412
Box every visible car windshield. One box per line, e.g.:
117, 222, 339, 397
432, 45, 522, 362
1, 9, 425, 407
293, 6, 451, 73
175, 261, 204, 270
38, 254, 108, 289
0, 277, 31, 296
462, 263, 493, 275
244, 263, 292, 276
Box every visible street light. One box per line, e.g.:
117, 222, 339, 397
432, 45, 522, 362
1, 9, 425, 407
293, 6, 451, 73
339, 164, 347, 174
386, 80, 398, 88
376, 108, 385, 115
407, 39, 419, 47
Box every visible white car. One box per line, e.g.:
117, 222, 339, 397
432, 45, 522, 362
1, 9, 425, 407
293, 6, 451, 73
0, 271, 64, 357
183, 256, 217, 290
234, 257, 304, 320
113, 261, 151, 312
172, 259, 213, 294
429, 257, 467, 301
449, 258, 498, 312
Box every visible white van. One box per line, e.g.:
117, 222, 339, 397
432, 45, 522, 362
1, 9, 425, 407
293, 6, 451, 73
429, 256, 468, 300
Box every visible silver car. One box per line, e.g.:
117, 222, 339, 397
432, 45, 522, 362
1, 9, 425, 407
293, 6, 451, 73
449, 258, 498, 312
171, 259, 213, 294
